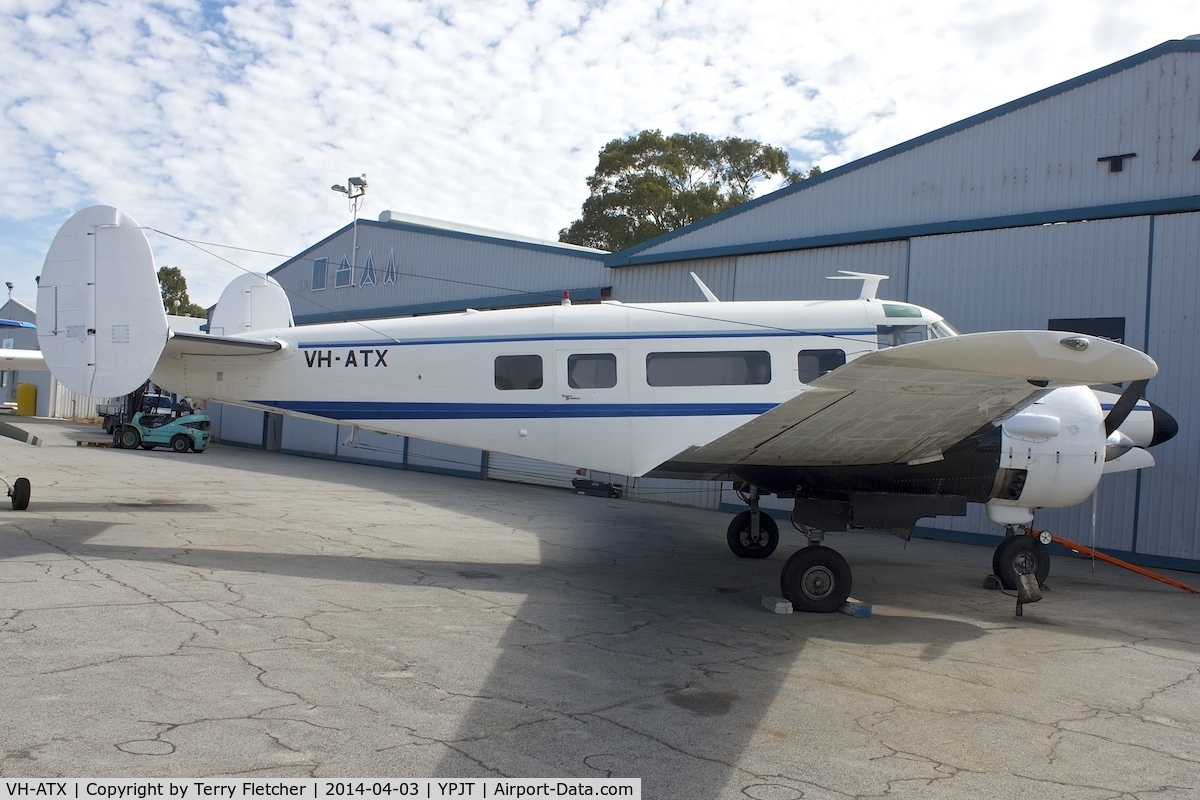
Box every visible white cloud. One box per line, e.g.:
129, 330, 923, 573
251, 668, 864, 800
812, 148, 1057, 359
1, 0, 1197, 305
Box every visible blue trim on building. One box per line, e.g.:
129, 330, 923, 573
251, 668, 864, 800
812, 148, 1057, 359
607, 196, 1200, 267
608, 38, 1200, 266
293, 287, 613, 325
260, 400, 776, 420
366, 218, 609, 261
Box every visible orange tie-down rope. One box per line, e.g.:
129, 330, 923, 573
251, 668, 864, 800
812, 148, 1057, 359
1041, 532, 1199, 594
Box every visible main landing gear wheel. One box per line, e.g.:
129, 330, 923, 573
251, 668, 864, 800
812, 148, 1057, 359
727, 510, 780, 558
9, 477, 30, 510
117, 426, 142, 450
993, 535, 1050, 590
780, 545, 853, 613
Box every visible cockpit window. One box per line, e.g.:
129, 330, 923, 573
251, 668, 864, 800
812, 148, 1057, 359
877, 324, 928, 349
931, 320, 959, 339
882, 303, 923, 318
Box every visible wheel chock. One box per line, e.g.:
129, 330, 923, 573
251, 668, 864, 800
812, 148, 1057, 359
839, 598, 872, 617
761, 596, 793, 614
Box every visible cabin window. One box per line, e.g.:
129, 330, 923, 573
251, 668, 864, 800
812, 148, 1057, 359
495, 355, 543, 390
311, 258, 328, 291
645, 351, 771, 387
568, 353, 617, 389
798, 349, 846, 383
334, 256, 353, 288
877, 324, 928, 349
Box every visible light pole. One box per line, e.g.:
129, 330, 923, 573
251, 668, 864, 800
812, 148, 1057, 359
331, 175, 368, 279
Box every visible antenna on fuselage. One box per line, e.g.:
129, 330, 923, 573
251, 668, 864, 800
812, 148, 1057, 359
690, 272, 721, 303
827, 271, 888, 301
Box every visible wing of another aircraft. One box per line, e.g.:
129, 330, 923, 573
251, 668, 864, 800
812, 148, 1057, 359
0, 349, 46, 371
667, 330, 1158, 471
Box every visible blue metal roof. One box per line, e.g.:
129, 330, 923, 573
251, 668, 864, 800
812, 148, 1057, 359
271, 217, 608, 280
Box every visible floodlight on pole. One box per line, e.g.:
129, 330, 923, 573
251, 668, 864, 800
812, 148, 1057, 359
331, 174, 368, 277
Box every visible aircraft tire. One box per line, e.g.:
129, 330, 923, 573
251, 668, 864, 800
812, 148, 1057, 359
170, 435, 191, 453
118, 426, 142, 450
11, 477, 30, 511
993, 535, 1050, 590
727, 510, 780, 558
780, 545, 852, 613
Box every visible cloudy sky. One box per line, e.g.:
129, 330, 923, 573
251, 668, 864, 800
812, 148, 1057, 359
1, 0, 1197, 306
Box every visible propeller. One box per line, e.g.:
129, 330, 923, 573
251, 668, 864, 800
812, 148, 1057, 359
0, 418, 42, 447
1104, 378, 1149, 437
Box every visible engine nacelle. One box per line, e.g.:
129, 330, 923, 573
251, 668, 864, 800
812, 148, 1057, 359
987, 386, 1106, 525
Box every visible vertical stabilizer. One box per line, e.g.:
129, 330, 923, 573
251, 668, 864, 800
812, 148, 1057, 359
207, 273, 294, 335
36, 206, 168, 397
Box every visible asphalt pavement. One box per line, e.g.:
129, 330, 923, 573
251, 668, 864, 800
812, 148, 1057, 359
2, 417, 1198, 798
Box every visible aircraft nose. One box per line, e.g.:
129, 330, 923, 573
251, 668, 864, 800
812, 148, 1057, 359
1149, 400, 1179, 447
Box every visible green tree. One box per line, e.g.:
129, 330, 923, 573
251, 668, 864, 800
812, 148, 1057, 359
559, 130, 816, 251
157, 266, 207, 317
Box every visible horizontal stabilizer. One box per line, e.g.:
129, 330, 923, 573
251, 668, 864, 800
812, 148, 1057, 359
163, 330, 283, 358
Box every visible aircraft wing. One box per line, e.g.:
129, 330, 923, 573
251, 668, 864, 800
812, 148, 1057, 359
0, 349, 46, 371
667, 331, 1158, 470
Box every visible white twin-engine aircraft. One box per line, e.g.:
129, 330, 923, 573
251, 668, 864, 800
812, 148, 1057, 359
30, 206, 1179, 612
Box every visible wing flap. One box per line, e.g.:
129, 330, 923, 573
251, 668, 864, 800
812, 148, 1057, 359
669, 330, 1157, 470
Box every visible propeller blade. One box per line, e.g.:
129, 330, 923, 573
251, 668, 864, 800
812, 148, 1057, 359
1104, 378, 1149, 437
0, 419, 41, 446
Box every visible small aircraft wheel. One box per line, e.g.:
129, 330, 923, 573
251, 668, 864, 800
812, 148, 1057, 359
780, 545, 852, 613
993, 535, 1050, 590
118, 426, 142, 450
170, 434, 191, 453
11, 477, 30, 511
726, 510, 780, 558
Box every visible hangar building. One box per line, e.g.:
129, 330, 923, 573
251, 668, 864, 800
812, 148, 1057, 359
178, 37, 1200, 572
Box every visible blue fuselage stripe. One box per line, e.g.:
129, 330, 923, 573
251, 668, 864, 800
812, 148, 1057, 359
260, 401, 778, 420
296, 329, 878, 349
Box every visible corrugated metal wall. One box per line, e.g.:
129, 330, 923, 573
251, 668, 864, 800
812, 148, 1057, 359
211, 404, 266, 448
635, 49, 1200, 258
610, 243, 909, 302
1139, 213, 1200, 562
906, 217, 1154, 553
907, 218, 1151, 337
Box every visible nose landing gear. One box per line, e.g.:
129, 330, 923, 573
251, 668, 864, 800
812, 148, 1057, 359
3, 475, 31, 510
